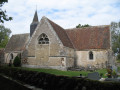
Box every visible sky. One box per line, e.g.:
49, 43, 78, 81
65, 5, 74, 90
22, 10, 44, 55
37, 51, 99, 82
2, 0, 120, 35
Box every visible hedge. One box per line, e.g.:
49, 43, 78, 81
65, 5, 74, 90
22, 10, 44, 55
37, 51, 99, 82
0, 75, 31, 90
0, 67, 120, 90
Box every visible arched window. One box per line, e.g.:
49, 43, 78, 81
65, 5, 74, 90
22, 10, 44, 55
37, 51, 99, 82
11, 53, 13, 59
89, 51, 93, 60
38, 33, 49, 44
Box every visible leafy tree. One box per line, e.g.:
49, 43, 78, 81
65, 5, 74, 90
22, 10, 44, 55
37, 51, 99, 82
111, 28, 120, 60
76, 24, 90, 28
0, 25, 11, 48
0, 0, 12, 23
13, 56, 21, 67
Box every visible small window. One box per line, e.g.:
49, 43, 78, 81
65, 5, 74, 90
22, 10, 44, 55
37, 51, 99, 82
89, 51, 93, 60
38, 33, 49, 44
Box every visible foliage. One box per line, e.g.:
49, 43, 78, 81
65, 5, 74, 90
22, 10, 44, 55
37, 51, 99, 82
0, 67, 120, 90
0, 0, 12, 23
111, 28, 120, 58
106, 68, 118, 78
13, 56, 21, 67
76, 24, 90, 28
117, 54, 120, 60
106, 68, 112, 78
0, 75, 31, 90
112, 70, 117, 78
0, 25, 11, 48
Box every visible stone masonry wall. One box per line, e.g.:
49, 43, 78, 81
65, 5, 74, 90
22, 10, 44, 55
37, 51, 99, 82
27, 17, 74, 70
75, 50, 110, 69
4, 53, 18, 64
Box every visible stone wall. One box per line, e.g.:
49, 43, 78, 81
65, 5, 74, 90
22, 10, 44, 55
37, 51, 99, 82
75, 49, 112, 69
4, 52, 18, 64
26, 17, 75, 70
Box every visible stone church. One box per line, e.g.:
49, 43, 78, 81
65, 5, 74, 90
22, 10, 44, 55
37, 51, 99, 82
4, 11, 115, 70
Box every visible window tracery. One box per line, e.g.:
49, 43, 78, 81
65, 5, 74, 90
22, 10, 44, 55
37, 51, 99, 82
38, 33, 49, 44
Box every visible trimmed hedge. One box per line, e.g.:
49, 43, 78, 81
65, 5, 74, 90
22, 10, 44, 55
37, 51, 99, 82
0, 75, 31, 90
0, 67, 120, 90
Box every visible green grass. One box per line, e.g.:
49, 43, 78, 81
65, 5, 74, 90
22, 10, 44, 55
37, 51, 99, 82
117, 66, 120, 71
15, 67, 107, 77
117, 59, 120, 63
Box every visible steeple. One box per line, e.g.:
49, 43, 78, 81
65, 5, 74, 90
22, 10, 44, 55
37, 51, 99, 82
30, 11, 39, 37
32, 10, 38, 23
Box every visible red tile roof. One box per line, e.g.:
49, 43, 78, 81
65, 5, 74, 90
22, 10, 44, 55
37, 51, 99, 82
66, 26, 110, 50
47, 18, 74, 49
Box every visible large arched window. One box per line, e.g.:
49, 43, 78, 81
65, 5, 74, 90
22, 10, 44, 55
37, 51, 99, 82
89, 51, 93, 60
38, 33, 49, 44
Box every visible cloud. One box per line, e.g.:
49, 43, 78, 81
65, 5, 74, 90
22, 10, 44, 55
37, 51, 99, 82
1, 0, 120, 35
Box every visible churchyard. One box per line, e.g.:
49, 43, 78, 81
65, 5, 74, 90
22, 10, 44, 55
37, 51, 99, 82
1, 65, 120, 90
14, 66, 107, 78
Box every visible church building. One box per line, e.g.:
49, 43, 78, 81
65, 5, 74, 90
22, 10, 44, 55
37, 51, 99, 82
4, 11, 115, 70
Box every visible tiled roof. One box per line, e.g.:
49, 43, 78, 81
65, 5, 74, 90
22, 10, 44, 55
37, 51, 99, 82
47, 18, 74, 49
5, 33, 29, 52
66, 26, 110, 50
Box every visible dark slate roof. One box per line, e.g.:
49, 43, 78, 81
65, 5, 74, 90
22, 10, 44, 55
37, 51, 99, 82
47, 18, 74, 49
5, 33, 29, 52
32, 11, 39, 23
66, 25, 110, 50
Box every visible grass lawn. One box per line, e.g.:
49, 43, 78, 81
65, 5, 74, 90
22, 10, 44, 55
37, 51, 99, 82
15, 67, 107, 78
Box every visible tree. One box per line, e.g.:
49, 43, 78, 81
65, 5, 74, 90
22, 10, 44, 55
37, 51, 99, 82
111, 28, 120, 60
76, 24, 90, 28
13, 56, 21, 67
0, 0, 12, 23
0, 25, 11, 48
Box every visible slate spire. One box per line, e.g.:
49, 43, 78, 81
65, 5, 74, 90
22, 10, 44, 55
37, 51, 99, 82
30, 10, 39, 37
32, 10, 38, 23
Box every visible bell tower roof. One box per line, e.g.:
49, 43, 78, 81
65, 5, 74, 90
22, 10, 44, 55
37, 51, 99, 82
30, 10, 39, 37
32, 10, 39, 23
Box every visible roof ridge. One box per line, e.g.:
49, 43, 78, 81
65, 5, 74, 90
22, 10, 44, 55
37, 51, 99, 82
66, 25, 110, 30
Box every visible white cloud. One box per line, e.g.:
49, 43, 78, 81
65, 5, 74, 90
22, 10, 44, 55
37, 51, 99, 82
1, 0, 120, 35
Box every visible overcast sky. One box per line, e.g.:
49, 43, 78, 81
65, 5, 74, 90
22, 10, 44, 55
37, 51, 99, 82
2, 0, 120, 35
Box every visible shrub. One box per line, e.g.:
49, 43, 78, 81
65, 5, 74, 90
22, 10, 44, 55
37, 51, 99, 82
13, 56, 21, 67
106, 68, 112, 78
117, 54, 120, 60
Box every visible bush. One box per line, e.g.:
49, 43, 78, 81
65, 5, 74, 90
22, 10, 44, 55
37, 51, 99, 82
13, 56, 21, 67
117, 54, 120, 60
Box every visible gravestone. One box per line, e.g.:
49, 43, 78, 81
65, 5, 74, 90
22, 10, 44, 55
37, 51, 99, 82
87, 72, 100, 80
105, 78, 120, 82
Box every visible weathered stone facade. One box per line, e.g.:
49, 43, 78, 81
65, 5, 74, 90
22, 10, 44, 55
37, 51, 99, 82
25, 17, 74, 70
4, 11, 116, 70
75, 49, 115, 69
